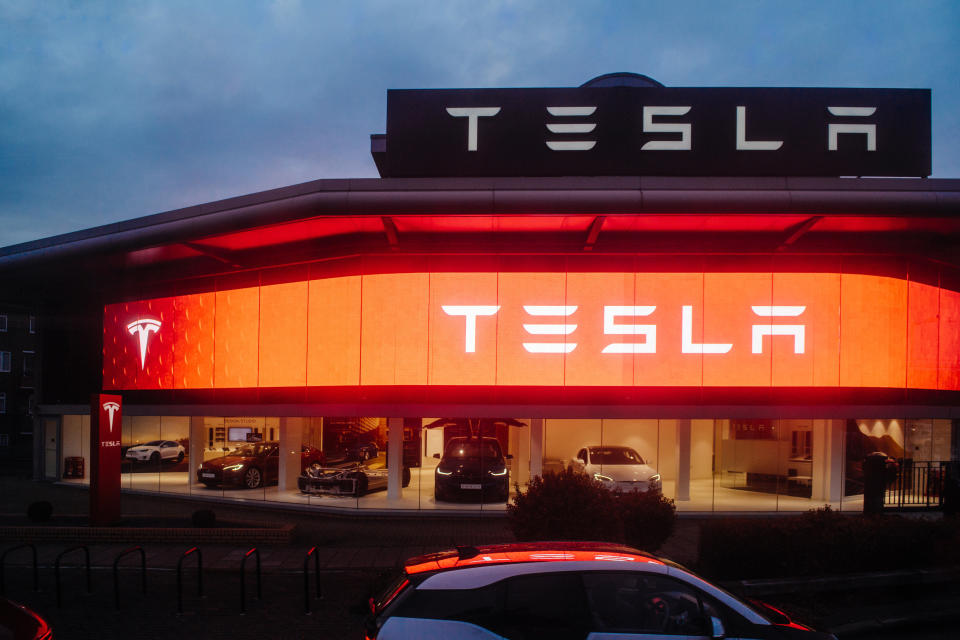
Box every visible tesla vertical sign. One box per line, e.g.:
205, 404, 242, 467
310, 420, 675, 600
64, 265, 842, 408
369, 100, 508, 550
91, 393, 122, 525
380, 87, 930, 177
103, 271, 960, 392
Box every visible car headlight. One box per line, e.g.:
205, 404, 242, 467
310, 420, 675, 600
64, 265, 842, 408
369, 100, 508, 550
436, 469, 453, 476
489, 468, 508, 476
223, 463, 244, 471
594, 473, 613, 483
650, 474, 661, 483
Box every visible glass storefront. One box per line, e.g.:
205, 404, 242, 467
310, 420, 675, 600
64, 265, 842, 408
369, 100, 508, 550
51, 412, 957, 513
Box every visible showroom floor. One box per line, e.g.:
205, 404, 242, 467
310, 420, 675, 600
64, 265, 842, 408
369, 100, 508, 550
62, 465, 867, 513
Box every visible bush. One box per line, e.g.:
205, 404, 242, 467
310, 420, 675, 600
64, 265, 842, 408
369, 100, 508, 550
506, 469, 677, 551
697, 505, 960, 580
191, 509, 217, 528
619, 489, 676, 552
507, 468, 622, 543
27, 501, 53, 523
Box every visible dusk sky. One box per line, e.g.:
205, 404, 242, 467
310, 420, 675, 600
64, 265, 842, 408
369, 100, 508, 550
1, 0, 957, 247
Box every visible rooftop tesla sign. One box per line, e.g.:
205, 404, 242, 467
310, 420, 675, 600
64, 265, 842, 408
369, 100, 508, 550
380, 85, 930, 177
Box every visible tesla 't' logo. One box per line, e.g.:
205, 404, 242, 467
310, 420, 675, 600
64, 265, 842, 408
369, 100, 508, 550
127, 319, 161, 369
102, 401, 120, 433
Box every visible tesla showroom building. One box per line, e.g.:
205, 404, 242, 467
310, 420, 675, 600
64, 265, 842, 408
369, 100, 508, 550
2, 74, 958, 514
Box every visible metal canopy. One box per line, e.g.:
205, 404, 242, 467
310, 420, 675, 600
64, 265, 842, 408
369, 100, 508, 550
2, 176, 959, 300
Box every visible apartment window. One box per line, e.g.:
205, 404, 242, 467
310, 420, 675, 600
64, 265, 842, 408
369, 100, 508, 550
22, 351, 34, 377
0, 392, 5, 413
29, 315, 36, 334
0, 352, 10, 373
0, 315, 6, 332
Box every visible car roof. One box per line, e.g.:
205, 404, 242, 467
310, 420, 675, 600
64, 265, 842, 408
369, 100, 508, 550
403, 541, 668, 575
401, 542, 769, 627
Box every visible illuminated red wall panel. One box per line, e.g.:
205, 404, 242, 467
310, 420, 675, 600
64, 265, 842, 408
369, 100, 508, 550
214, 287, 259, 388
360, 273, 429, 386
102, 270, 960, 393
306, 276, 360, 386
839, 274, 908, 389
173, 292, 215, 389
941, 287, 960, 390
429, 272, 499, 386
259, 281, 307, 387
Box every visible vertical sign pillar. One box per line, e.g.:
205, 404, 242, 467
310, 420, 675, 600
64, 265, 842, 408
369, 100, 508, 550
90, 393, 122, 525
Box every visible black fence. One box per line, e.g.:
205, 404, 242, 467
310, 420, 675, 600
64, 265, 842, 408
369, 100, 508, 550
884, 460, 959, 511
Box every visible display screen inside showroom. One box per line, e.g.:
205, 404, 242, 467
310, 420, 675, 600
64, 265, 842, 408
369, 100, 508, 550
51, 414, 955, 512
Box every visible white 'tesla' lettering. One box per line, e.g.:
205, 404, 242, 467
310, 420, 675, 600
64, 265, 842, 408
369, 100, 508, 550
444, 304, 806, 355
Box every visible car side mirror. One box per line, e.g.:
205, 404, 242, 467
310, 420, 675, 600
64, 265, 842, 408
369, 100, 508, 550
433, 453, 440, 459
710, 616, 726, 639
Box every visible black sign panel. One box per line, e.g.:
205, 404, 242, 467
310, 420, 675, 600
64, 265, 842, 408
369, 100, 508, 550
383, 87, 930, 177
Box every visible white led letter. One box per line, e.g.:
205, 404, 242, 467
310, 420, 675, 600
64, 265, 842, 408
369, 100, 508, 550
441, 305, 500, 353
827, 106, 876, 151
602, 306, 657, 354
681, 306, 731, 354
751, 305, 806, 354
523, 305, 577, 354
446, 107, 501, 151
736, 106, 783, 151
641, 106, 692, 151
545, 106, 597, 151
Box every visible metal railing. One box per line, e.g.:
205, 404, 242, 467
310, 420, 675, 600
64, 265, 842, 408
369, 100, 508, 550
239, 547, 261, 614
303, 545, 322, 614
55, 545, 91, 608
177, 546, 203, 615
113, 546, 147, 610
1, 543, 38, 595
884, 460, 957, 510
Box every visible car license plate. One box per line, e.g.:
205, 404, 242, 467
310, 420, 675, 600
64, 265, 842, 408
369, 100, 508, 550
460, 483, 482, 490
202, 473, 215, 478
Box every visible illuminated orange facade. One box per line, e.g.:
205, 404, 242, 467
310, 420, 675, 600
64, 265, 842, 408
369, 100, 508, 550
104, 270, 960, 392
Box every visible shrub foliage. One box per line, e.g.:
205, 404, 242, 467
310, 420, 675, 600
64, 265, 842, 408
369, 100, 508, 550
507, 468, 676, 552
698, 505, 960, 580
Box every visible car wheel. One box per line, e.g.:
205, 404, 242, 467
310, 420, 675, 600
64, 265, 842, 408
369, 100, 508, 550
176, 452, 184, 463
402, 466, 411, 488
243, 467, 263, 489
356, 475, 368, 497
149, 452, 160, 464
361, 449, 369, 461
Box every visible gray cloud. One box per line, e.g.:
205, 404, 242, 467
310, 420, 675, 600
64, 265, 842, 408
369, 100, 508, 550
1, 0, 957, 246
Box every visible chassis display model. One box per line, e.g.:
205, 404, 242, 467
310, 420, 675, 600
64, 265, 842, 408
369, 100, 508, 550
298, 462, 410, 497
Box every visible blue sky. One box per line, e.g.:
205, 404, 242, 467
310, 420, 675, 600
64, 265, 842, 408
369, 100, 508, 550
1, 0, 957, 246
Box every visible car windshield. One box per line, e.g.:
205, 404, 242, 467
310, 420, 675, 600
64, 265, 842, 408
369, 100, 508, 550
232, 443, 275, 457
143, 440, 163, 446
589, 447, 645, 465
444, 438, 502, 459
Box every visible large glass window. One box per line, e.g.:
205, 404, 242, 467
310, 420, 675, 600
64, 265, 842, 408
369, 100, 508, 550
52, 411, 955, 513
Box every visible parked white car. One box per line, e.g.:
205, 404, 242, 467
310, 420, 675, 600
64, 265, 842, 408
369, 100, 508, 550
124, 440, 185, 464
366, 541, 835, 639
571, 445, 661, 493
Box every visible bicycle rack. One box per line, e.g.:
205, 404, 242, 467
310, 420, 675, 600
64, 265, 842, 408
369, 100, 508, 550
113, 546, 146, 610
303, 545, 323, 614
1, 543, 39, 595
239, 547, 261, 614
55, 545, 91, 608
177, 547, 203, 615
